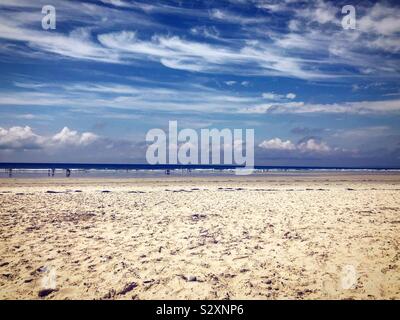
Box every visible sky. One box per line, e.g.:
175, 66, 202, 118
0, 0, 400, 167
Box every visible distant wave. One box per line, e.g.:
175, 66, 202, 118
1, 162, 400, 179
1, 162, 399, 171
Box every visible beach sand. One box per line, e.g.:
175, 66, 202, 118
0, 173, 399, 300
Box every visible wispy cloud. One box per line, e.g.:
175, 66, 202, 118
1, 0, 399, 80
241, 99, 400, 114
3, 80, 400, 116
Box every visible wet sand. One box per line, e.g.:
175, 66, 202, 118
0, 173, 399, 299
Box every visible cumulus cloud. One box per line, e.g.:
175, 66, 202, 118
0, 126, 44, 150
259, 137, 331, 153
258, 138, 296, 150
0, 126, 98, 150
52, 127, 98, 146
298, 138, 330, 152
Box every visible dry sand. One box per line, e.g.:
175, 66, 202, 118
0, 173, 399, 300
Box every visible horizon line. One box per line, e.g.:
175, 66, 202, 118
0, 162, 399, 170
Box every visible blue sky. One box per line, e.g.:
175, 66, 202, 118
0, 0, 400, 166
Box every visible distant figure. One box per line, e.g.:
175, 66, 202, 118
47, 169, 51, 177
51, 168, 55, 177
165, 169, 170, 175
8, 168, 12, 178
66, 169, 71, 177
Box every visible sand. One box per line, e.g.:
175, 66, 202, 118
0, 173, 399, 300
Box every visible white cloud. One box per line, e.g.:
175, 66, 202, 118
286, 93, 296, 99
288, 19, 301, 32
0, 0, 161, 63
367, 36, 400, 53
298, 138, 330, 152
0, 81, 264, 113
261, 91, 296, 100
358, 3, 400, 36
97, 31, 329, 79
262, 92, 281, 100
52, 127, 98, 146
99, 0, 135, 8
225, 81, 237, 86
256, 2, 288, 13
0, 0, 399, 80
3, 80, 400, 116
297, 0, 338, 25
0, 19, 121, 63
190, 26, 220, 39
241, 99, 400, 114
0, 126, 44, 149
332, 126, 391, 139
259, 137, 331, 153
259, 138, 296, 150
240, 101, 304, 114
0, 126, 98, 150
209, 8, 265, 25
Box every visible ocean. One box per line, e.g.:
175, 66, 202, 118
0, 162, 399, 178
